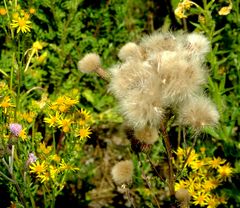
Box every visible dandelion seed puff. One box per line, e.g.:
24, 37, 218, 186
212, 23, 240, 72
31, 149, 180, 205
77, 53, 101, 73
111, 160, 134, 185
118, 42, 145, 61
184, 33, 210, 57
178, 96, 219, 130
134, 126, 159, 144
120, 86, 165, 129
108, 60, 152, 99
140, 32, 177, 54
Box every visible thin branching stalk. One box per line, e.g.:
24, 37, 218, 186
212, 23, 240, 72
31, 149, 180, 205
160, 124, 175, 197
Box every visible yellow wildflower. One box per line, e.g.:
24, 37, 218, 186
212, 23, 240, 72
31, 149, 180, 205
175, 180, 186, 191
207, 195, 220, 208
77, 127, 91, 140
59, 159, 80, 172
192, 192, 210, 207
64, 96, 79, 106
37, 171, 50, 183
217, 163, 233, 179
0, 96, 15, 113
19, 129, 28, 141
32, 41, 43, 52
30, 161, 47, 175
50, 154, 61, 163
10, 17, 32, 33
200, 147, 206, 154
175, 3, 186, 19
0, 8, 7, 16
37, 51, 48, 64
38, 142, 52, 155
218, 3, 232, 15
29, 8, 36, 14
77, 108, 91, 125
208, 157, 226, 169
58, 118, 72, 133
44, 112, 61, 127
202, 178, 219, 192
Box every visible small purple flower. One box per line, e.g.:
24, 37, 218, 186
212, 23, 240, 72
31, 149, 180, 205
26, 153, 37, 166
9, 123, 22, 136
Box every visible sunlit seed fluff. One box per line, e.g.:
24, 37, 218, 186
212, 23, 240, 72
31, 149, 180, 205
156, 51, 207, 104
184, 33, 210, 57
111, 160, 134, 185
77, 53, 101, 73
140, 32, 177, 54
120, 86, 165, 129
134, 126, 159, 144
118, 42, 145, 61
178, 96, 219, 130
108, 60, 152, 99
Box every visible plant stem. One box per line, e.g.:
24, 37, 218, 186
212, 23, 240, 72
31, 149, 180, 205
160, 124, 175, 197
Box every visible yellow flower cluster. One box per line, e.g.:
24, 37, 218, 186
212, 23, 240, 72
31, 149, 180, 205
30, 143, 79, 183
174, 147, 233, 207
174, 0, 193, 19
44, 93, 92, 140
10, 7, 33, 33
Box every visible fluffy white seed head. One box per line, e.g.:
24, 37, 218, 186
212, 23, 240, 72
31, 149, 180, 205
140, 32, 177, 54
78, 53, 101, 73
120, 86, 165, 129
118, 42, 145, 61
184, 33, 210, 57
153, 51, 207, 104
178, 96, 219, 130
108, 60, 152, 99
111, 160, 134, 185
134, 126, 159, 144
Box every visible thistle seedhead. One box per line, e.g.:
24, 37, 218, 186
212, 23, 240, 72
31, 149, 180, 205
140, 32, 177, 54
118, 42, 145, 61
134, 126, 159, 145
111, 160, 134, 185
77, 53, 101, 74
184, 33, 210, 58
178, 96, 219, 130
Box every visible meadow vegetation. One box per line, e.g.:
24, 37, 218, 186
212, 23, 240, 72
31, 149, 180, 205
0, 0, 239, 207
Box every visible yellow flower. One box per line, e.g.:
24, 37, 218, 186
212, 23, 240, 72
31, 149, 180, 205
37, 172, 50, 183
59, 159, 80, 172
0, 8, 7, 16
50, 154, 61, 163
10, 17, 32, 33
208, 157, 226, 169
77, 127, 91, 140
32, 41, 43, 52
58, 118, 72, 133
30, 161, 47, 175
218, 3, 232, 15
207, 196, 220, 208
217, 163, 233, 179
44, 112, 61, 127
19, 129, 28, 141
202, 178, 219, 192
77, 108, 91, 126
200, 147, 206, 154
29, 8, 36, 14
175, 180, 186, 191
64, 96, 79, 106
0, 96, 15, 113
193, 192, 210, 207
175, 3, 186, 19
38, 142, 52, 155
